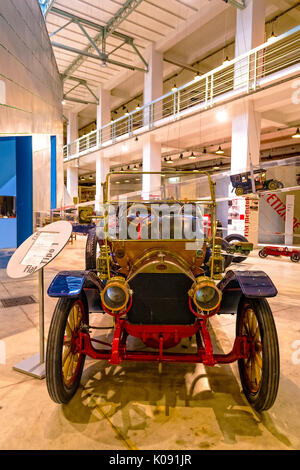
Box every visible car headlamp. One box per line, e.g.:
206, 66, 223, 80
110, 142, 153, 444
189, 277, 222, 312
101, 277, 131, 312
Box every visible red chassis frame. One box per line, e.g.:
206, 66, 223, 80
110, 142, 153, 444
75, 317, 250, 367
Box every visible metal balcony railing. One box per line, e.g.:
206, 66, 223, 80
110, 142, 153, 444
63, 25, 300, 162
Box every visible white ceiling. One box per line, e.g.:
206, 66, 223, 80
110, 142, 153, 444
43, 0, 300, 165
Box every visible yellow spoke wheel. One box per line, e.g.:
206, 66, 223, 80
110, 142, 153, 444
46, 295, 88, 404
236, 298, 280, 412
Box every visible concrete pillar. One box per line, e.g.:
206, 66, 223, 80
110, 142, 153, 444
97, 87, 111, 144
67, 111, 78, 144
95, 151, 110, 211
96, 88, 111, 211
143, 44, 163, 125
215, 175, 231, 234
142, 135, 161, 200
231, 0, 265, 174
231, 100, 261, 173
97, 87, 111, 131
67, 166, 78, 204
235, 0, 265, 56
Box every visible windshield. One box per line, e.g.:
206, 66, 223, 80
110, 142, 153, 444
96, 171, 216, 243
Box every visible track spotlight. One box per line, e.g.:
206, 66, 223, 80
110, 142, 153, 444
189, 152, 196, 159
215, 146, 224, 155
292, 127, 300, 139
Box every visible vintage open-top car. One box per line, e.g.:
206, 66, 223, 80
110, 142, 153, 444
230, 169, 283, 196
46, 170, 280, 412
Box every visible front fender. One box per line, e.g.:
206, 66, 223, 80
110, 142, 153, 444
47, 270, 103, 297
217, 270, 278, 298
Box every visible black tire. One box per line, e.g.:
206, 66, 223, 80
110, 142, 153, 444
291, 253, 300, 263
235, 186, 244, 196
259, 249, 268, 258
267, 180, 277, 191
225, 234, 249, 263
46, 294, 88, 404
236, 297, 280, 412
85, 228, 101, 270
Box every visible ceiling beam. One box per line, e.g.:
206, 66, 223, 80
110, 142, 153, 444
222, 0, 246, 9
104, 0, 144, 38
51, 41, 147, 73
49, 5, 146, 81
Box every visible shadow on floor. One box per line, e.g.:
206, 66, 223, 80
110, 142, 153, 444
51, 327, 293, 449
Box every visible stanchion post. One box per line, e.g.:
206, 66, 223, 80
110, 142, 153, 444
39, 267, 45, 365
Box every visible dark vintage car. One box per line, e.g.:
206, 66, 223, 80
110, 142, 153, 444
230, 169, 283, 196
46, 170, 280, 412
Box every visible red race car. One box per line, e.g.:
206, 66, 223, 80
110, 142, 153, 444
259, 246, 300, 262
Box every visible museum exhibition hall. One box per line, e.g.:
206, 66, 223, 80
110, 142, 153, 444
0, 0, 300, 453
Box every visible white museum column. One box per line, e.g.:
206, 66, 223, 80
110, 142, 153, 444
97, 87, 111, 140
95, 88, 111, 211
143, 44, 163, 125
231, 0, 265, 173
66, 111, 79, 202
67, 166, 78, 203
142, 45, 163, 198
67, 111, 78, 148
142, 134, 161, 200
95, 151, 110, 211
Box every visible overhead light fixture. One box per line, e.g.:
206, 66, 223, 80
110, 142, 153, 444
215, 146, 224, 155
135, 178, 140, 181
139, 163, 143, 168
115, 181, 120, 184
189, 152, 196, 159
223, 56, 230, 65
61, 99, 66, 105
127, 165, 130, 170
125, 109, 129, 116
80, 176, 85, 180
136, 103, 140, 110
194, 72, 201, 81
101, 59, 107, 67
292, 127, 300, 139
124, 179, 130, 183
89, 175, 93, 179
203, 147, 207, 154
179, 153, 183, 159
216, 110, 228, 122
171, 84, 177, 91
166, 158, 173, 164
133, 164, 138, 170
267, 31, 277, 43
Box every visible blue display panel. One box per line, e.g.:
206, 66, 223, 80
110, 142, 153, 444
0, 136, 33, 250
16, 136, 33, 246
51, 135, 57, 210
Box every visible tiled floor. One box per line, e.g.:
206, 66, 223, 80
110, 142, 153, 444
0, 237, 299, 450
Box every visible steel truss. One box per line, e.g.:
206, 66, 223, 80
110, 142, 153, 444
63, 76, 99, 105
222, 0, 246, 9
49, 4, 148, 81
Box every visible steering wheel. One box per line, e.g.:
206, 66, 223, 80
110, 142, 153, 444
126, 203, 157, 228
